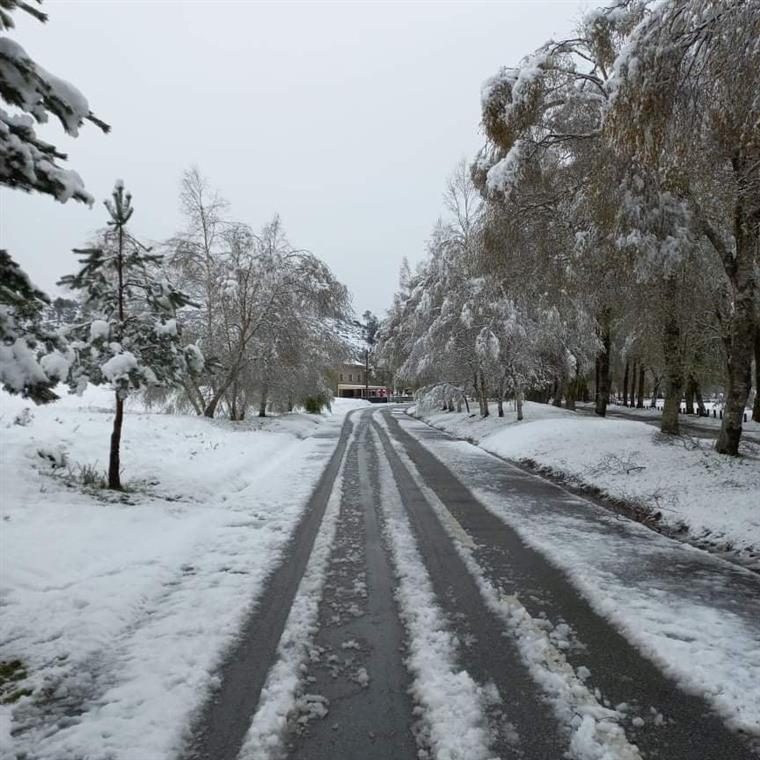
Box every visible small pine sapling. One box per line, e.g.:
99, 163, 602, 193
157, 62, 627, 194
60, 182, 204, 490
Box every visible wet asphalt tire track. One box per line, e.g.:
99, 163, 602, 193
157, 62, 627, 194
282, 417, 417, 758
382, 408, 759, 759
374, 417, 568, 758
180, 415, 355, 760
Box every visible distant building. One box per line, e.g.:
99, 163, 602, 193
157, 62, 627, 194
336, 361, 390, 401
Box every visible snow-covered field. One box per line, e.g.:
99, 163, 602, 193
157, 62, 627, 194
412, 401, 760, 565
0, 387, 366, 758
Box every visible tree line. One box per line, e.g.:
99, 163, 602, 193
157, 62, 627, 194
377, 0, 759, 456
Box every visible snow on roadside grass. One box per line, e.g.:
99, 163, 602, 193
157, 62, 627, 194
414, 401, 760, 563
0, 387, 366, 759
238, 424, 354, 760
375, 414, 642, 760
399, 411, 760, 738
369, 426, 494, 760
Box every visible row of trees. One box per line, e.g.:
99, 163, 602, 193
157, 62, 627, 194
377, 0, 759, 455
1, 2, 353, 490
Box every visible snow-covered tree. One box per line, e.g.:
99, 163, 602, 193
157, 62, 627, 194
0, 0, 108, 401
606, 0, 760, 454
0, 249, 70, 401
60, 183, 203, 490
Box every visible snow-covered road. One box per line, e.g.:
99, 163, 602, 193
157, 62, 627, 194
5, 401, 759, 759
183, 406, 760, 760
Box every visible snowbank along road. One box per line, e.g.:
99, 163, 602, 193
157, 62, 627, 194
182, 405, 760, 760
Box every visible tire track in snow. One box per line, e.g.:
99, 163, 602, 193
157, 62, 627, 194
369, 425, 496, 760
276, 415, 417, 758
180, 414, 356, 760
386, 407, 760, 759
376, 412, 641, 760
375, 416, 583, 758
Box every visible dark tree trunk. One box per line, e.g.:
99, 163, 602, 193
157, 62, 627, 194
636, 364, 645, 409
108, 393, 124, 490
565, 374, 577, 411
516, 388, 524, 421
650, 372, 661, 409
715, 155, 758, 455
694, 378, 706, 417
258, 390, 268, 418
622, 360, 630, 406
629, 361, 637, 405
595, 309, 611, 417
552, 377, 562, 407
684, 376, 695, 415
661, 276, 683, 435
594, 357, 600, 408
752, 326, 760, 423
479, 372, 489, 417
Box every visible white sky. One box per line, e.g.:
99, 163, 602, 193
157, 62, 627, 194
1, 0, 585, 317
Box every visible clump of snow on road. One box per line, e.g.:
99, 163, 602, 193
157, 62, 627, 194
370, 427, 494, 760
414, 401, 760, 564
378, 415, 642, 760
0, 387, 365, 759
238, 426, 352, 760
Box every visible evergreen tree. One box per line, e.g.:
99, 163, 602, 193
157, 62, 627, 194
0, 0, 108, 400
0, 249, 70, 401
60, 182, 203, 490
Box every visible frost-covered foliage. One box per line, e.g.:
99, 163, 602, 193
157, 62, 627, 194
381, 0, 758, 449
0, 249, 70, 401
165, 168, 351, 419
60, 183, 203, 400
605, 0, 760, 454
0, 1, 108, 202
376, 163, 599, 419
0, 1, 108, 403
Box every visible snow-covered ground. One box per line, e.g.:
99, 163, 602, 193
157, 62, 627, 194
412, 401, 760, 566
0, 387, 366, 758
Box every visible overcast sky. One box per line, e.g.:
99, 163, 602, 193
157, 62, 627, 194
1, 0, 586, 317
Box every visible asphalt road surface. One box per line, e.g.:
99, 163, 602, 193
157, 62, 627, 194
181, 406, 760, 760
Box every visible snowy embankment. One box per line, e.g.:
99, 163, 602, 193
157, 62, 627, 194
0, 387, 366, 759
412, 401, 760, 566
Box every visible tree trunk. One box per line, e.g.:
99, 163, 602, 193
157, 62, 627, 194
516, 388, 524, 421
258, 388, 268, 418
551, 377, 561, 407
595, 308, 611, 417
565, 374, 577, 411
650, 372, 661, 409
182, 378, 204, 415
694, 378, 706, 417
715, 155, 758, 455
108, 392, 124, 490
636, 364, 645, 409
661, 275, 683, 435
479, 372, 489, 417
622, 360, 630, 406
684, 376, 695, 415
752, 327, 760, 423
